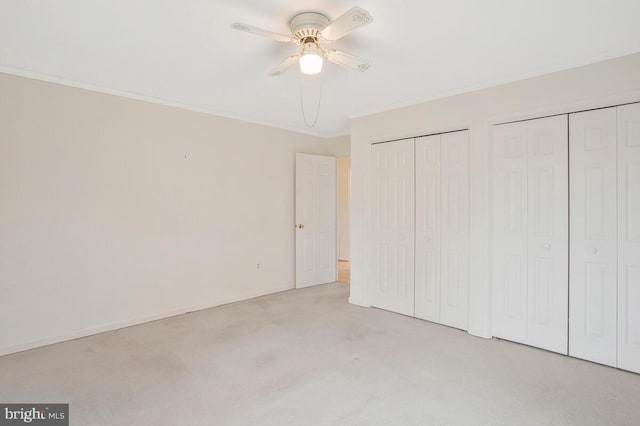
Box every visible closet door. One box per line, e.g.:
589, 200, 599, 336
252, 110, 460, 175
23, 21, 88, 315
415, 135, 441, 322
617, 102, 640, 374
492, 116, 568, 353
569, 108, 618, 366
526, 115, 568, 354
439, 131, 470, 329
370, 139, 415, 316
492, 121, 529, 345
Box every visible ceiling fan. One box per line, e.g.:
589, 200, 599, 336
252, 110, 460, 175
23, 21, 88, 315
231, 6, 372, 76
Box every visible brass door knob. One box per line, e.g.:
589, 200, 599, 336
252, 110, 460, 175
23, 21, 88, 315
297, 224, 305, 229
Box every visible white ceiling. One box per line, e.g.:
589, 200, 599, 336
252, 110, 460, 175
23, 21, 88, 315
1, 1, 639, 137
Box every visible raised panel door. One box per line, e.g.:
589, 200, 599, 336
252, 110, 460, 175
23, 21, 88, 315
440, 131, 470, 330
617, 102, 640, 374
295, 153, 337, 288
370, 140, 416, 316
526, 115, 568, 354
492, 121, 529, 344
569, 108, 618, 366
414, 135, 441, 322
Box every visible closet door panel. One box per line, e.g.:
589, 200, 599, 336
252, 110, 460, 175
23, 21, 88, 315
440, 131, 470, 329
569, 108, 617, 366
415, 135, 441, 322
492, 121, 529, 344
527, 115, 568, 354
618, 102, 640, 374
370, 140, 415, 316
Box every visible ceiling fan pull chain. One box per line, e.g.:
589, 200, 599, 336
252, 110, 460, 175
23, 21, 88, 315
299, 75, 323, 127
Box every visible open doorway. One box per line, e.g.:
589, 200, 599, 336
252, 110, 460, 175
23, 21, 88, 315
337, 156, 351, 284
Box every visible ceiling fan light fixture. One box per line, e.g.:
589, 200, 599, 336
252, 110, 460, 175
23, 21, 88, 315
231, 6, 373, 126
299, 42, 323, 75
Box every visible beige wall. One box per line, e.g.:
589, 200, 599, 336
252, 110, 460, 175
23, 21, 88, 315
337, 157, 351, 261
349, 52, 640, 338
323, 135, 350, 157
327, 135, 351, 261
0, 72, 339, 355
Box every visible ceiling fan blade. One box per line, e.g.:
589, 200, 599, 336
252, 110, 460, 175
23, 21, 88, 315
326, 49, 371, 72
319, 7, 372, 42
269, 54, 301, 76
231, 22, 296, 44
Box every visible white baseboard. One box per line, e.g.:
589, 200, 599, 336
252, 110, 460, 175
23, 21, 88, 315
348, 296, 369, 307
467, 329, 492, 339
0, 284, 293, 357
467, 324, 492, 339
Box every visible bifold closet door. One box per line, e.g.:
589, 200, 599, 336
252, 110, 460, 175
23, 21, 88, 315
492, 115, 568, 354
370, 139, 415, 316
492, 121, 529, 344
415, 131, 469, 329
440, 131, 470, 329
569, 108, 618, 367
526, 116, 569, 353
617, 103, 640, 374
415, 135, 441, 322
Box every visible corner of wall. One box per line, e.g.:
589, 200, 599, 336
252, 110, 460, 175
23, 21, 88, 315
322, 134, 351, 157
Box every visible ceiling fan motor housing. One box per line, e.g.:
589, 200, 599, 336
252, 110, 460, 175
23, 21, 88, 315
289, 12, 330, 43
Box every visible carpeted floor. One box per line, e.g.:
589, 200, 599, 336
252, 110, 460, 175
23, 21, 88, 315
1, 283, 639, 425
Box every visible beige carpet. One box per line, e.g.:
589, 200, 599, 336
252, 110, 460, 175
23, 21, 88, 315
1, 283, 639, 425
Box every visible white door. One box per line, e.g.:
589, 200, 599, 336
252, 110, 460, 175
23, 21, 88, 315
569, 107, 618, 366
415, 131, 470, 329
295, 153, 337, 288
526, 115, 568, 354
415, 134, 441, 323
370, 139, 415, 316
439, 131, 470, 329
492, 115, 568, 354
617, 102, 640, 374
492, 120, 529, 345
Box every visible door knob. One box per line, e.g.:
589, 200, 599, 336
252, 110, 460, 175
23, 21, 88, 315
297, 224, 304, 229
589, 247, 598, 254
543, 243, 551, 250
